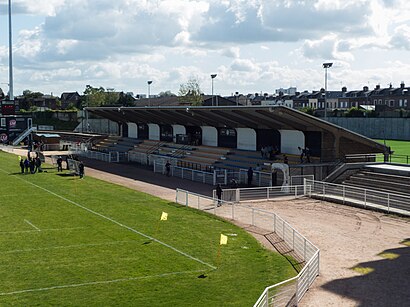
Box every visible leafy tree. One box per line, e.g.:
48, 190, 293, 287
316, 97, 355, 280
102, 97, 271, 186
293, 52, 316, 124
158, 90, 176, 97
300, 106, 314, 115
23, 90, 43, 99
345, 107, 365, 117
118, 92, 136, 106
105, 88, 120, 105
178, 77, 203, 106
83, 85, 106, 107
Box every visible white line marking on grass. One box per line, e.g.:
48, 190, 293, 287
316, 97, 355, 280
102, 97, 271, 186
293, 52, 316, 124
0, 168, 217, 270
0, 270, 204, 296
24, 219, 40, 231
0, 227, 85, 235
1, 240, 138, 254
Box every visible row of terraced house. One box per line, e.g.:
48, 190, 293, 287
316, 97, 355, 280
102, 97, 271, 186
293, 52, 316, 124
2, 82, 410, 112
255, 82, 410, 111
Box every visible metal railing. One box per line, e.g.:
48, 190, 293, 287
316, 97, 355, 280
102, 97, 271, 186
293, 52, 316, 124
129, 151, 149, 165
175, 189, 319, 307
305, 179, 410, 216
75, 150, 120, 163
238, 168, 272, 186
217, 185, 306, 203
290, 175, 314, 186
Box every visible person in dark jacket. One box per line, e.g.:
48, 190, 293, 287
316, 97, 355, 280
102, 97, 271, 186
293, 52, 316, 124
216, 184, 222, 206
79, 161, 85, 179
57, 156, 63, 172
247, 167, 253, 186
19, 159, 24, 174
24, 158, 30, 174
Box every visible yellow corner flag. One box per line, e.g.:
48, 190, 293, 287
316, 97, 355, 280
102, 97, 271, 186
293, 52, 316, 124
160, 212, 168, 221
220, 234, 228, 245
18, 155, 21, 161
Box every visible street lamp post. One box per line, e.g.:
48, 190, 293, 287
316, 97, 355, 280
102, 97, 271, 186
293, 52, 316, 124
8, 0, 14, 101
322, 62, 333, 119
147, 80, 153, 106
211, 74, 217, 106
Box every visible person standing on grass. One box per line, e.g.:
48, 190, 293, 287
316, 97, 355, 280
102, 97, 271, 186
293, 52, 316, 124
29, 158, 36, 174
19, 158, 24, 174
79, 161, 85, 179
216, 184, 222, 206
35, 157, 42, 173
24, 157, 30, 174
57, 156, 63, 172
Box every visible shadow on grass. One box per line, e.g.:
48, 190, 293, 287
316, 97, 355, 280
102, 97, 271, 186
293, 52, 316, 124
322, 239, 410, 306
56, 173, 76, 177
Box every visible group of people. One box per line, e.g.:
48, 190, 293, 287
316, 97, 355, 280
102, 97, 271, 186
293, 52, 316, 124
19, 154, 42, 174
298, 146, 311, 163
260, 145, 280, 160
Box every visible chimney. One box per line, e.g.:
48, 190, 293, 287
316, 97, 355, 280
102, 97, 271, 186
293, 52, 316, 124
363, 86, 369, 92
342, 86, 347, 92
375, 84, 380, 90
401, 81, 405, 89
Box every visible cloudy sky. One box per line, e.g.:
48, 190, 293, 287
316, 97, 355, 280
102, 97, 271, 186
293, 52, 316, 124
0, 0, 409, 97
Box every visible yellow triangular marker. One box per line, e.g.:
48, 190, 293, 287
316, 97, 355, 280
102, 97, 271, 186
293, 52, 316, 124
220, 234, 228, 245
160, 212, 168, 221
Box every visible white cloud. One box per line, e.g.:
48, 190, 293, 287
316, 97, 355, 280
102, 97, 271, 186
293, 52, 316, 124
220, 47, 240, 58
0, 0, 408, 97
390, 25, 410, 50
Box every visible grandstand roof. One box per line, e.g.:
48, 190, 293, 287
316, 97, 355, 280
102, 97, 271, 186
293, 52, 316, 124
87, 105, 388, 156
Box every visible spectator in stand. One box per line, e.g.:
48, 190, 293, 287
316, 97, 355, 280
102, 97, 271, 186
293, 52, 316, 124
305, 147, 311, 163
255, 163, 262, 171
283, 155, 289, 165
298, 146, 304, 163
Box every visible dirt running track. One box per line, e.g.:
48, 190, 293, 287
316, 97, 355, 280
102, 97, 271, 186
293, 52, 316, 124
75, 159, 410, 307
2, 147, 410, 306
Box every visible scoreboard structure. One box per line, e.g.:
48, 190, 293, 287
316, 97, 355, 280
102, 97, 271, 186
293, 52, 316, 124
1, 100, 16, 115
0, 100, 31, 144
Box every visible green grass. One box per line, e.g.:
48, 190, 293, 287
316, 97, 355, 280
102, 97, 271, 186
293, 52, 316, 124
375, 139, 410, 156
375, 139, 410, 163
0, 151, 296, 306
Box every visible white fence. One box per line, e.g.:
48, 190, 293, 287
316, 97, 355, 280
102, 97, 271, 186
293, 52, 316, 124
75, 150, 121, 163
238, 168, 273, 186
175, 189, 320, 307
217, 185, 306, 203
305, 179, 410, 216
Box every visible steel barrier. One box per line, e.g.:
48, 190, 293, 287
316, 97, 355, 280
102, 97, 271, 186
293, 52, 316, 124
175, 189, 320, 307
305, 179, 410, 216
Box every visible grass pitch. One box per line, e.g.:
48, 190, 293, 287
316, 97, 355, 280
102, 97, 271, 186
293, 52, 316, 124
0, 151, 296, 306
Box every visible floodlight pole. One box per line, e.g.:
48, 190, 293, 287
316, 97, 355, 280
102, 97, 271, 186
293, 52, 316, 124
147, 80, 153, 106
211, 74, 217, 106
8, 0, 14, 101
323, 62, 333, 120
